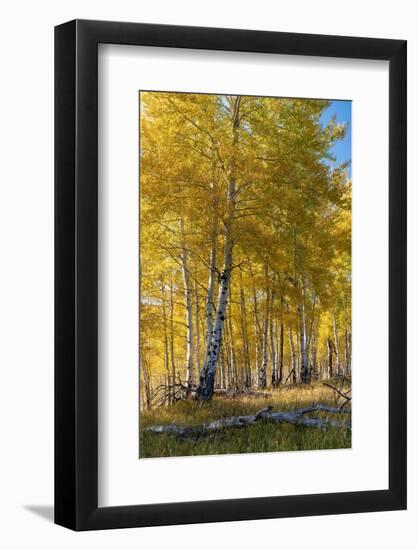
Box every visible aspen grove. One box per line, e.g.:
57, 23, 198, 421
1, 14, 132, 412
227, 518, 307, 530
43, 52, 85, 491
139, 92, 351, 411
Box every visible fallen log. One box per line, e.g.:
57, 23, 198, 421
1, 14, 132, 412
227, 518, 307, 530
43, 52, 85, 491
144, 404, 351, 439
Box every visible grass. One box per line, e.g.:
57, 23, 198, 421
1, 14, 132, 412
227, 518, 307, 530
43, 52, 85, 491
139, 383, 351, 458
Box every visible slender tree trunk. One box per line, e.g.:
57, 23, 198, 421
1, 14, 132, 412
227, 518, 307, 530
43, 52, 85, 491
306, 292, 316, 355
333, 311, 341, 376
220, 345, 226, 389
343, 294, 351, 377
179, 219, 193, 389
227, 296, 237, 390
250, 265, 261, 388
224, 321, 231, 389
160, 280, 170, 390
270, 317, 278, 387
296, 321, 301, 382
259, 262, 270, 388
298, 304, 308, 382
345, 329, 351, 377
203, 215, 217, 370
194, 282, 201, 376
270, 277, 278, 388
312, 321, 318, 380
300, 274, 310, 383
278, 315, 284, 385
344, 329, 348, 376
140, 345, 152, 410
169, 281, 176, 384
327, 338, 334, 379
239, 272, 251, 389
196, 96, 241, 400
289, 323, 297, 384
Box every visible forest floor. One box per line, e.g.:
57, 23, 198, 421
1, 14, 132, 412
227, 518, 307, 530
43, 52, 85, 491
139, 382, 352, 458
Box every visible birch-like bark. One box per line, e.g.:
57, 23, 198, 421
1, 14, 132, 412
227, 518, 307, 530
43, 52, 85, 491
160, 280, 170, 388
259, 262, 270, 388
140, 345, 152, 410
202, 163, 218, 369
333, 311, 341, 376
270, 278, 278, 388
299, 274, 310, 384
296, 322, 301, 381
227, 295, 237, 389
179, 219, 193, 389
270, 317, 278, 387
343, 295, 351, 377
239, 272, 251, 389
169, 281, 176, 384
327, 338, 334, 379
345, 329, 351, 377
219, 345, 226, 389
311, 321, 318, 380
196, 96, 241, 400
289, 323, 297, 384
194, 283, 201, 375
250, 266, 261, 388
278, 316, 284, 385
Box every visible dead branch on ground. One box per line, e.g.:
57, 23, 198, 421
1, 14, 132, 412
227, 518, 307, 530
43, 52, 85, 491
151, 378, 270, 407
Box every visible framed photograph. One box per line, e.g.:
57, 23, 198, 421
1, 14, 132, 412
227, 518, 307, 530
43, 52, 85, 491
55, 19, 406, 530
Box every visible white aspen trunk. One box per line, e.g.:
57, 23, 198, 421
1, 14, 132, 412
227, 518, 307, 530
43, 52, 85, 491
296, 322, 301, 381
300, 274, 310, 383
250, 268, 261, 388
140, 345, 152, 410
345, 330, 351, 376
160, 280, 170, 388
298, 305, 307, 382
179, 219, 193, 389
260, 262, 270, 388
278, 317, 284, 385
344, 329, 348, 376
194, 283, 201, 375
203, 223, 217, 368
196, 96, 240, 399
306, 291, 316, 363
289, 323, 297, 384
312, 323, 318, 380
342, 295, 351, 377
333, 311, 341, 376
327, 338, 334, 379
202, 146, 219, 369
227, 302, 237, 389
239, 273, 251, 388
270, 317, 278, 387
219, 346, 226, 389
224, 323, 232, 389
169, 281, 176, 384
270, 278, 278, 388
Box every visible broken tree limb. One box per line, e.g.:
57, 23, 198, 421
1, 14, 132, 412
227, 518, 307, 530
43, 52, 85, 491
322, 380, 352, 410
323, 382, 351, 401
144, 404, 351, 439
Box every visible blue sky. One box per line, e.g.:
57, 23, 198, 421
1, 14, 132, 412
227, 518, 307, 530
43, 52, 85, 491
320, 100, 352, 178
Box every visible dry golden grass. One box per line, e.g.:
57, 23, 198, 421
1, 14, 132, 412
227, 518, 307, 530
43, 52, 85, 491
139, 383, 351, 458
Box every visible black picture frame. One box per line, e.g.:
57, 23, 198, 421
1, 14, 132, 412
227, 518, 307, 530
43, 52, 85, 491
55, 19, 407, 531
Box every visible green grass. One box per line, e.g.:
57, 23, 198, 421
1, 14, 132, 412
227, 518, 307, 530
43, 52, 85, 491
139, 383, 351, 458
